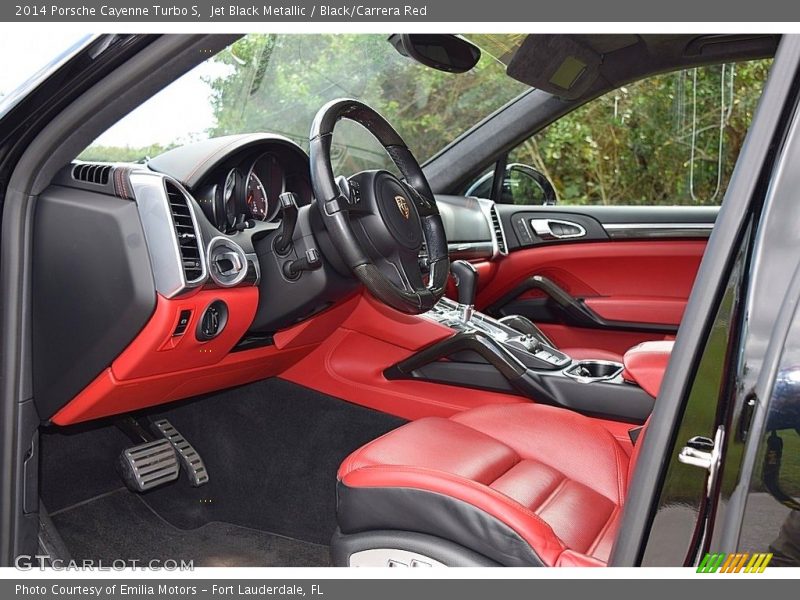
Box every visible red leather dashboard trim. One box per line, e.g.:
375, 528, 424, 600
622, 340, 675, 399
51, 289, 358, 426
51, 344, 314, 425
112, 289, 258, 380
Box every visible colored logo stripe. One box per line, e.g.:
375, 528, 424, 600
697, 552, 772, 573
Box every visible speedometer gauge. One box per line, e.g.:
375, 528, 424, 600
246, 172, 269, 221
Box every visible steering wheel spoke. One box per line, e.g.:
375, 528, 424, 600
389, 246, 428, 293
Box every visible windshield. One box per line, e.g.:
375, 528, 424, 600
82, 34, 528, 170
0, 32, 90, 118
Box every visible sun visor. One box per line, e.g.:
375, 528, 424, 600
507, 36, 603, 100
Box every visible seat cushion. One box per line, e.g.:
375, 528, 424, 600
337, 403, 630, 566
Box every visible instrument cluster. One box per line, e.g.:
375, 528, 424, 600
198, 145, 313, 233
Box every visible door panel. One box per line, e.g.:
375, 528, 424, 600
583, 296, 686, 327
478, 204, 716, 355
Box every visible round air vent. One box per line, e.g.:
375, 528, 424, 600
207, 237, 248, 288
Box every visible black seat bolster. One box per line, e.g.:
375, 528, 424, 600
335, 481, 544, 567
331, 529, 503, 567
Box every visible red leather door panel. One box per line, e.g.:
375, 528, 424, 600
476, 240, 706, 354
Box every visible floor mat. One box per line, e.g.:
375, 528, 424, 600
41, 377, 406, 547
51, 489, 330, 567
141, 378, 406, 545
40, 421, 133, 513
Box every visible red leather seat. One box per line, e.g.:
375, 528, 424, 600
335, 403, 644, 567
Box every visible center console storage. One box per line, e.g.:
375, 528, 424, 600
385, 297, 654, 423
564, 360, 624, 383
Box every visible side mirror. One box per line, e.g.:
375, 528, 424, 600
506, 164, 558, 206
388, 34, 481, 74
466, 163, 558, 205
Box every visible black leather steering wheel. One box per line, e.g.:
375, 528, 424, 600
309, 99, 449, 314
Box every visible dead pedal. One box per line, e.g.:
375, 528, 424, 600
151, 418, 209, 487
117, 439, 179, 492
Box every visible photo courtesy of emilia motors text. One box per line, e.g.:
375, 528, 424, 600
1, 0, 800, 596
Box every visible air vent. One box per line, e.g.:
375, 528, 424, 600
490, 205, 507, 254
72, 163, 112, 185
165, 181, 204, 283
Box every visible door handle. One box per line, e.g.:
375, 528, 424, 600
530, 219, 587, 240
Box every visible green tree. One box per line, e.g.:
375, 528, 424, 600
206, 34, 523, 173
79, 143, 176, 163
510, 59, 771, 205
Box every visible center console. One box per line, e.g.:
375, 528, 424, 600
384, 261, 654, 424
424, 297, 572, 370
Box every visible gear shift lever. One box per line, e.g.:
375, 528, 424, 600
450, 260, 478, 322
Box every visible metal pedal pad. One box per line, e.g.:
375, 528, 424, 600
152, 419, 209, 487
118, 439, 179, 492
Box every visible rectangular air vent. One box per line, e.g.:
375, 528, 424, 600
72, 163, 112, 185
164, 181, 204, 283
490, 205, 507, 255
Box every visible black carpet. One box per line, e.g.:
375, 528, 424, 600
51, 489, 330, 567
40, 420, 133, 513
40, 377, 406, 562
142, 378, 406, 544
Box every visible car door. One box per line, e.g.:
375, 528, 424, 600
483, 204, 713, 356
465, 60, 770, 357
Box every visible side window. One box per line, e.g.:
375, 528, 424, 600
469, 60, 771, 206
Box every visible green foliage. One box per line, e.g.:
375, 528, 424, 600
81, 34, 770, 208
78, 143, 175, 163
511, 60, 772, 205
205, 34, 525, 173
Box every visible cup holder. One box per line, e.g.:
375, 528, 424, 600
564, 360, 624, 383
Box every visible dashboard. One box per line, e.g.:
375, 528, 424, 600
33, 132, 509, 425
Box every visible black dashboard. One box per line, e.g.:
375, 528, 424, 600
148, 133, 314, 235
30, 132, 507, 420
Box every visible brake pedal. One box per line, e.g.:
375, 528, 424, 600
152, 419, 209, 487
117, 439, 179, 492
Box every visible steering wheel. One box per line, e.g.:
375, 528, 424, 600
309, 99, 449, 315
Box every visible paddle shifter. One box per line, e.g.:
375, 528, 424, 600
273, 192, 299, 256
450, 260, 478, 323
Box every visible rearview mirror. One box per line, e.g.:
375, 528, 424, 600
389, 34, 481, 73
